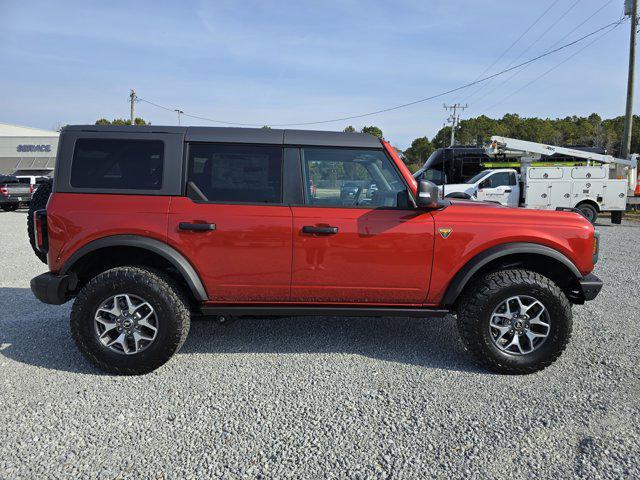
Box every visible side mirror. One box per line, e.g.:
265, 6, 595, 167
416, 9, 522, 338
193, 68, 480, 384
416, 180, 439, 208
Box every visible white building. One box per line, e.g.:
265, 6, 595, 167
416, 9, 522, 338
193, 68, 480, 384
0, 122, 59, 175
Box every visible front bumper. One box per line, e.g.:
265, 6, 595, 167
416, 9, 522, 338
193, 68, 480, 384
579, 273, 603, 301
30, 272, 76, 305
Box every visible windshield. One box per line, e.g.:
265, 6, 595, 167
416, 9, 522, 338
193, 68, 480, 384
465, 170, 490, 184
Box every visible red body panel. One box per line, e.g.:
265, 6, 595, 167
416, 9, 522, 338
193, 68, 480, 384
426, 200, 595, 304
46, 193, 171, 273
381, 139, 417, 196
290, 206, 434, 304
167, 197, 292, 303
45, 145, 596, 308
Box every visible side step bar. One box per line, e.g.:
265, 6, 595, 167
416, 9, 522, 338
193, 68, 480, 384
199, 306, 450, 318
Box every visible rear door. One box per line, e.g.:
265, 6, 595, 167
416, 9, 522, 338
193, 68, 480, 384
290, 147, 434, 305
167, 142, 293, 303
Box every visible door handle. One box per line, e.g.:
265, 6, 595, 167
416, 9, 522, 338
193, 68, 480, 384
302, 226, 339, 235
504, 188, 512, 193
179, 222, 216, 231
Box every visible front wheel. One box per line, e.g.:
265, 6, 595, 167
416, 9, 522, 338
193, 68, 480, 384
456, 269, 572, 374
71, 266, 191, 375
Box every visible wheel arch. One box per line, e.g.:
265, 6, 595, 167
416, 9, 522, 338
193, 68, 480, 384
441, 242, 583, 308
60, 235, 208, 302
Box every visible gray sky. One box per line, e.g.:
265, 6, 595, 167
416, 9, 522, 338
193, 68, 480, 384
0, 0, 634, 148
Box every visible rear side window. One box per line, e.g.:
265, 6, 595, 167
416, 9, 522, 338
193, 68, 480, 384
187, 143, 283, 203
70, 139, 164, 190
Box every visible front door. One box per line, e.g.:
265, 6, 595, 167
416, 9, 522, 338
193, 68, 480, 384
167, 143, 292, 303
477, 171, 519, 206
290, 147, 435, 305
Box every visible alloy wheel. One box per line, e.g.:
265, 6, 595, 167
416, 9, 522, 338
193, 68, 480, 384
489, 295, 550, 355
94, 294, 158, 355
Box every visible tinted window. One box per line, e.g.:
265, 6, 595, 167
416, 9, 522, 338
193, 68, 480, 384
71, 139, 164, 190
486, 172, 512, 188
302, 148, 405, 207
0, 176, 20, 184
461, 156, 483, 179
187, 144, 282, 203
421, 168, 445, 185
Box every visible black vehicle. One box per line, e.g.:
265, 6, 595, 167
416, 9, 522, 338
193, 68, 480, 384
413, 145, 608, 186
413, 147, 489, 186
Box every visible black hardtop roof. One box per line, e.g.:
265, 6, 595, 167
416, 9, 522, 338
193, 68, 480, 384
63, 125, 381, 148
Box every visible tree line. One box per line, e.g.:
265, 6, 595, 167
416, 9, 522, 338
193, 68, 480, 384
397, 113, 640, 172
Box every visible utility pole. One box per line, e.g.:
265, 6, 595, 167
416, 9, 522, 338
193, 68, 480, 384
174, 109, 184, 126
622, 0, 637, 161
614, 0, 638, 224
130, 89, 136, 125
444, 103, 468, 146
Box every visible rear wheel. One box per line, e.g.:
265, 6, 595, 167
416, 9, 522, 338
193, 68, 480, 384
456, 269, 572, 374
1, 204, 19, 212
576, 202, 598, 224
71, 266, 191, 375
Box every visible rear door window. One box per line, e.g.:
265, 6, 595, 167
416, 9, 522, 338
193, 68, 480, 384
187, 143, 283, 203
70, 139, 164, 190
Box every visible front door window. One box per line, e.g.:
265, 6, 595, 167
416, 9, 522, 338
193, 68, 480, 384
302, 148, 406, 208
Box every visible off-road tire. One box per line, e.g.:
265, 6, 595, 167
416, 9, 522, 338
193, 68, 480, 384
576, 202, 598, 224
27, 178, 53, 263
2, 204, 19, 212
71, 266, 191, 375
457, 269, 572, 374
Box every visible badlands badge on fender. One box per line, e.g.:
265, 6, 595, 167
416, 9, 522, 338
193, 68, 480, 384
438, 227, 453, 239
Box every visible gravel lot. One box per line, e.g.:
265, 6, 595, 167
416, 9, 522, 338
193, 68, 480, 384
1, 209, 639, 479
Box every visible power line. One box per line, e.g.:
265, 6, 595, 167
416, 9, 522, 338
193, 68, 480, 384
546, 0, 615, 51
474, 0, 617, 114
463, 0, 560, 104
469, 0, 582, 108
136, 19, 625, 128
480, 19, 625, 114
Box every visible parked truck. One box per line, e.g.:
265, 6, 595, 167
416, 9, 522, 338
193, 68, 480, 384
0, 175, 32, 211
432, 137, 638, 223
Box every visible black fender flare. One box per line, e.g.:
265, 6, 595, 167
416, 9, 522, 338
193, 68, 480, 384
441, 242, 582, 307
60, 235, 208, 301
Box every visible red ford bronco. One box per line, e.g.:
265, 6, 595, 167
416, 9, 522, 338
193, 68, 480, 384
29, 126, 602, 375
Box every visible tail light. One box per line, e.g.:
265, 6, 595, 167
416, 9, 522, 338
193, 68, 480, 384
30, 184, 34, 193
33, 209, 48, 254
0, 186, 8, 196
592, 230, 600, 265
